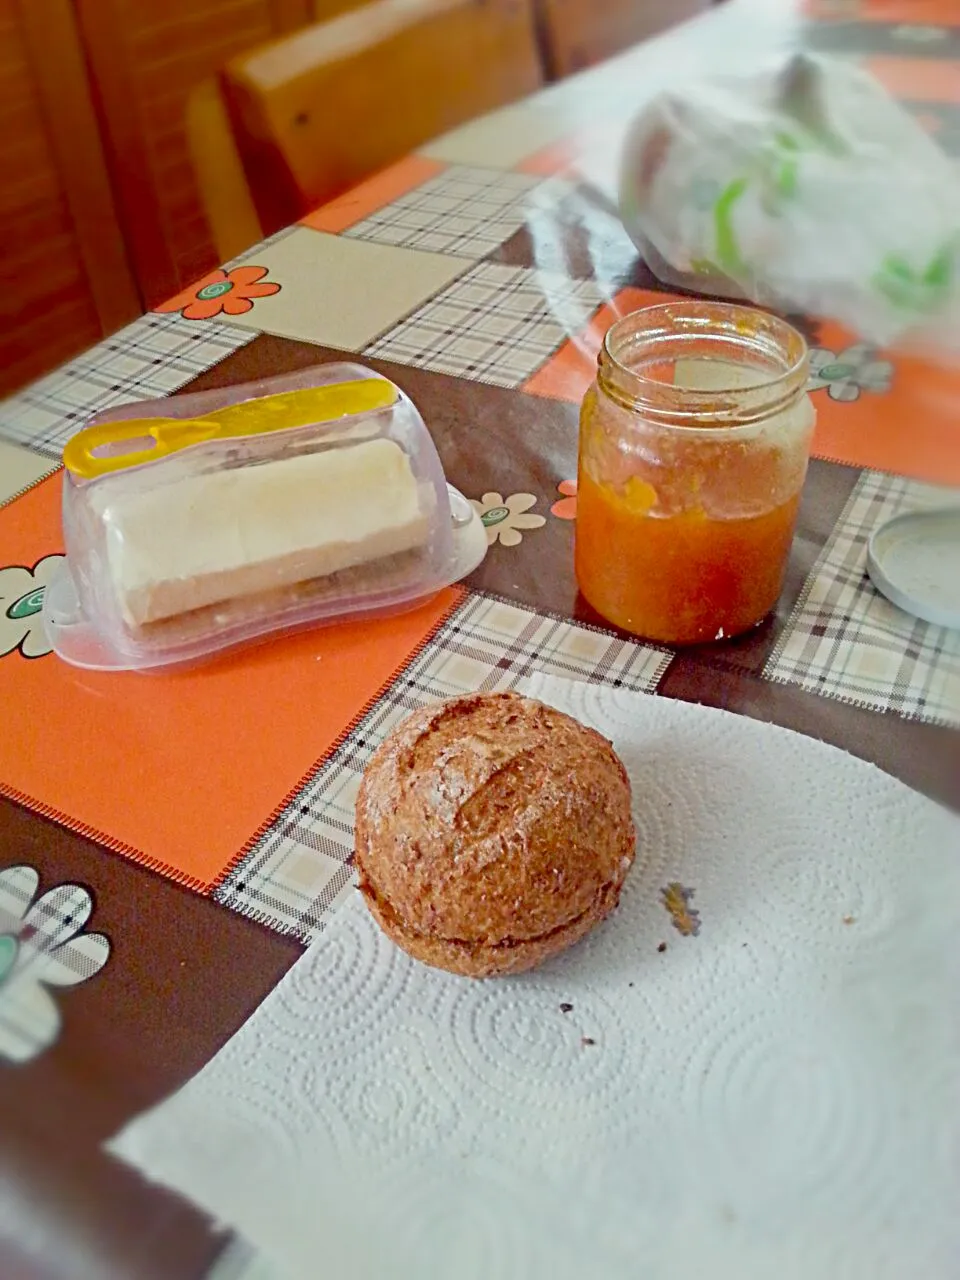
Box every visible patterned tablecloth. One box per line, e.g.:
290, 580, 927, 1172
0, 1, 958, 1276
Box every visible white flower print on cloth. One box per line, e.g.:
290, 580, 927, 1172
0, 866, 110, 1063
807, 344, 894, 403
470, 492, 546, 547
894, 25, 949, 43
0, 555, 64, 659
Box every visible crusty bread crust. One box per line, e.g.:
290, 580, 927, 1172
359, 872, 628, 978
355, 691, 635, 977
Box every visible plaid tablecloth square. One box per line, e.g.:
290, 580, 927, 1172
344, 165, 544, 258
364, 262, 602, 387
0, 441, 59, 509
0, 313, 255, 458
764, 470, 960, 726
215, 592, 670, 941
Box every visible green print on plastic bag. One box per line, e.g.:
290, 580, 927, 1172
706, 132, 804, 276
874, 244, 955, 314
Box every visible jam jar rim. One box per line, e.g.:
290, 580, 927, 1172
597, 301, 810, 433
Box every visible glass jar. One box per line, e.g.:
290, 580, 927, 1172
575, 302, 815, 645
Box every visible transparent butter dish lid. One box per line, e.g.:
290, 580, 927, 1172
44, 362, 486, 671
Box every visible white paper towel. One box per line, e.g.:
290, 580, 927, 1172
111, 677, 960, 1280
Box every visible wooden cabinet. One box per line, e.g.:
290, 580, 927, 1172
0, 0, 313, 397
0, 0, 139, 396
74, 0, 313, 309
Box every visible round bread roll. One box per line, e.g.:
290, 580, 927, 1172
354, 691, 636, 978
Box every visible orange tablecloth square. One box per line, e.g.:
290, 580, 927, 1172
0, 475, 461, 889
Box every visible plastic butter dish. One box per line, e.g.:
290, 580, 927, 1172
43, 363, 486, 671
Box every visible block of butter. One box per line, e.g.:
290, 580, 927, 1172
98, 438, 431, 628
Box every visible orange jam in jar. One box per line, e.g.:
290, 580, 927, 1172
575, 303, 815, 645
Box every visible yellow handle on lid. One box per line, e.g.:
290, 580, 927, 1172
63, 379, 398, 480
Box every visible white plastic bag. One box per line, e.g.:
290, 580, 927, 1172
619, 53, 960, 350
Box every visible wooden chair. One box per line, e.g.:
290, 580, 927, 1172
534, 0, 711, 80
188, 0, 543, 259
186, 80, 266, 265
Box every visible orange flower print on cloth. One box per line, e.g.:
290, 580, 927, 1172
155, 266, 280, 321
551, 480, 578, 520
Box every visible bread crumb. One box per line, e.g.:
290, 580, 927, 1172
842, 914, 856, 925
660, 881, 700, 937
559, 1002, 573, 1014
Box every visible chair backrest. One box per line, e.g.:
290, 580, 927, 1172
220, 0, 543, 235
535, 0, 710, 80
186, 79, 265, 264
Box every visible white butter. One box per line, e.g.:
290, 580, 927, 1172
98, 438, 431, 627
